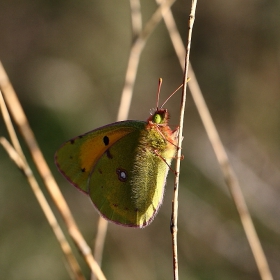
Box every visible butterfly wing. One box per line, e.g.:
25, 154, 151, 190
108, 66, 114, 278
88, 127, 174, 228
55, 121, 145, 193
87, 129, 142, 227
55, 119, 176, 228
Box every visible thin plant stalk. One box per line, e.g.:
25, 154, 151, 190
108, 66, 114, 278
0, 138, 85, 280
91, 218, 108, 280
188, 68, 273, 280
130, 0, 142, 39
117, 0, 176, 121
158, 2, 273, 280
0, 91, 85, 280
92, 2, 143, 278
92, 1, 176, 277
171, 1, 198, 279
0, 62, 106, 280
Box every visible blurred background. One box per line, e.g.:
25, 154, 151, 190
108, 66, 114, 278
0, 1, 280, 279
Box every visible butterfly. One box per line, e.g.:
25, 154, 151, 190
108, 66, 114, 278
55, 79, 178, 228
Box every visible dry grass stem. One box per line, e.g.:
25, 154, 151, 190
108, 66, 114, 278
117, 0, 176, 121
93, 1, 176, 276
91, 218, 108, 280
92, 0, 142, 275
129, 0, 142, 39
0, 93, 25, 161
188, 72, 273, 280
158, 2, 273, 280
0, 138, 85, 280
93, 218, 108, 266
0, 91, 85, 280
170, 1, 198, 279
0, 62, 107, 280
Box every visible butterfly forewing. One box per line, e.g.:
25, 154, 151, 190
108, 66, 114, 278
55, 121, 145, 193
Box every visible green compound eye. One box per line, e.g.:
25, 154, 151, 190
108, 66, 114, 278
153, 113, 162, 124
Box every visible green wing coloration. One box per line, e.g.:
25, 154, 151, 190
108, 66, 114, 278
55, 114, 177, 228
55, 121, 145, 193
88, 126, 175, 228
88, 129, 142, 227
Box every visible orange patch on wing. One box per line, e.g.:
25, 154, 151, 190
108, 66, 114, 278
79, 128, 135, 172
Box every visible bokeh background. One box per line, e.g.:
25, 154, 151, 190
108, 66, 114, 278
1, 1, 280, 279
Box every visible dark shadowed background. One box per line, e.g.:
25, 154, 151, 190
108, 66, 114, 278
0, 1, 280, 279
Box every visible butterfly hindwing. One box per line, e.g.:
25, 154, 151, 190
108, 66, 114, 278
88, 127, 171, 228
88, 129, 142, 226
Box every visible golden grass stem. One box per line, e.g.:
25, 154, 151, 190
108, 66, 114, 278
0, 62, 107, 280
170, 1, 198, 279
117, 0, 176, 122
158, 2, 273, 280
93, 1, 177, 278
0, 90, 85, 280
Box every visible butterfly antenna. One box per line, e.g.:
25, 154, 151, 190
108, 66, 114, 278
156, 78, 163, 110
160, 83, 183, 108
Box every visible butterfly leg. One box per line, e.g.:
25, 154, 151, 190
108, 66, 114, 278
153, 149, 177, 175
173, 154, 184, 160
155, 125, 181, 151
171, 127, 184, 161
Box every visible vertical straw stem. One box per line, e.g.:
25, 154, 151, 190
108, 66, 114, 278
93, 2, 176, 278
171, 1, 197, 279
157, 3, 273, 279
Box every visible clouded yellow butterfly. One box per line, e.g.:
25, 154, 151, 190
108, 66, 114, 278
55, 79, 178, 228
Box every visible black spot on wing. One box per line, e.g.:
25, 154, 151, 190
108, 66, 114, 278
81, 168, 86, 172
103, 136, 109, 146
70, 139, 75, 144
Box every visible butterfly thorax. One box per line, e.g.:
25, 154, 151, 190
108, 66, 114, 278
145, 108, 177, 153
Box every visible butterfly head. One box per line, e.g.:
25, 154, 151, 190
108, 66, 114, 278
148, 108, 169, 125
